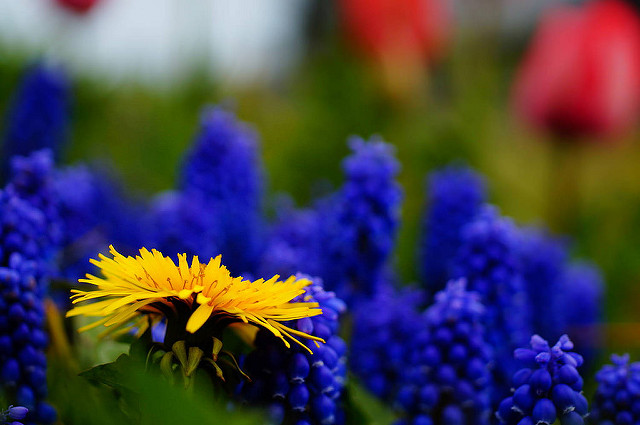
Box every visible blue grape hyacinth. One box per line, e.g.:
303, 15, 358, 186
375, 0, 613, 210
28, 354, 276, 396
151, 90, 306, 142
394, 280, 493, 425
180, 107, 264, 275
240, 276, 347, 425
350, 285, 425, 401
591, 354, 640, 424
560, 262, 603, 372
147, 191, 218, 260
0, 153, 60, 424
258, 203, 321, 278
496, 335, 588, 425
0, 191, 51, 270
518, 228, 570, 340
6, 151, 62, 257
2, 63, 69, 176
0, 256, 56, 424
451, 207, 531, 398
1, 405, 28, 425
318, 137, 402, 304
420, 165, 486, 297
55, 164, 145, 280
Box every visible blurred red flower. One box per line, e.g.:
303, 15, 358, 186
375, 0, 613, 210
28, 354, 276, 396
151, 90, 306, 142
54, 0, 99, 14
513, 0, 640, 139
339, 0, 450, 64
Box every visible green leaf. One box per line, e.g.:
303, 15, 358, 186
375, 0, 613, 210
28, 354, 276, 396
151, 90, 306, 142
79, 354, 138, 394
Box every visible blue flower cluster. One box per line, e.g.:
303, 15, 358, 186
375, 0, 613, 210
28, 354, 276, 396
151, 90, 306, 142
591, 354, 640, 424
350, 286, 425, 401
496, 335, 588, 425
560, 262, 603, 371
518, 228, 569, 341
55, 164, 145, 280
1, 405, 28, 425
517, 229, 603, 370
318, 137, 402, 304
0, 151, 61, 424
146, 191, 218, 261
178, 107, 264, 274
451, 207, 530, 397
2, 63, 69, 176
394, 280, 492, 425
420, 165, 486, 297
6, 151, 62, 260
240, 277, 347, 425
0, 190, 51, 270
0, 251, 56, 423
258, 202, 321, 278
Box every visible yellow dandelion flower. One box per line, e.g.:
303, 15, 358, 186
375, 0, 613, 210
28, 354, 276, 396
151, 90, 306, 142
67, 246, 324, 351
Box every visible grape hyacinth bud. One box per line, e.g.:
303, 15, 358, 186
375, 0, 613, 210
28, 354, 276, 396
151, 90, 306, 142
318, 137, 402, 304
180, 106, 264, 275
240, 276, 347, 425
2, 63, 69, 176
496, 335, 588, 425
591, 354, 640, 423
394, 280, 492, 425
451, 207, 531, 401
350, 285, 425, 401
420, 165, 486, 297
1, 404, 28, 425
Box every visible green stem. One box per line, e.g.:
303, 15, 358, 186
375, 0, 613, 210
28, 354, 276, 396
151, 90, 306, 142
547, 137, 583, 233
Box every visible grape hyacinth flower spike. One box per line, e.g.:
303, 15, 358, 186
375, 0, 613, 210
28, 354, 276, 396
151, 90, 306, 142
350, 285, 425, 401
318, 137, 402, 304
147, 190, 218, 260
55, 165, 146, 281
258, 203, 321, 278
591, 353, 640, 424
0, 257, 56, 424
0, 154, 60, 424
560, 262, 604, 372
6, 150, 62, 257
451, 207, 531, 401
2, 63, 69, 176
240, 276, 347, 425
518, 227, 569, 340
496, 335, 588, 425
420, 165, 486, 297
394, 279, 493, 425
180, 107, 264, 275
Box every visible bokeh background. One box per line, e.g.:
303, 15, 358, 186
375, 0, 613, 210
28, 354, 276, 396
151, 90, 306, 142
2, 0, 640, 422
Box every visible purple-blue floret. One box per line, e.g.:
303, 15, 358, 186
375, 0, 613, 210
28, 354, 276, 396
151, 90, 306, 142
393, 280, 493, 425
591, 353, 640, 424
496, 335, 588, 425
239, 276, 347, 425
317, 137, 402, 304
